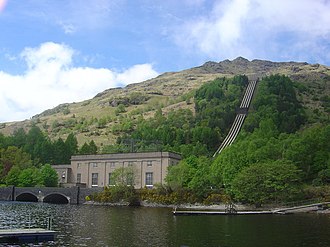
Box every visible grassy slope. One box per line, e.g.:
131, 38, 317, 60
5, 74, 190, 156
1, 57, 329, 147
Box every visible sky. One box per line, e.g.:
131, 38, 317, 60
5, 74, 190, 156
0, 0, 329, 122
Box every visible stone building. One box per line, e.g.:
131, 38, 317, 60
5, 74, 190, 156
52, 151, 181, 189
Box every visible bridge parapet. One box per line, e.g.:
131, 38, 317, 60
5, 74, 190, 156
0, 186, 14, 201
0, 186, 103, 204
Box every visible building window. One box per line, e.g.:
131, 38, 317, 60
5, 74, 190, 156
90, 162, 97, 168
106, 162, 116, 168
108, 173, 115, 186
145, 172, 153, 187
92, 173, 98, 186
77, 163, 81, 168
77, 173, 81, 183
147, 161, 152, 167
61, 171, 66, 181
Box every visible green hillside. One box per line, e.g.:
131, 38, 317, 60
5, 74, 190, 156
1, 57, 329, 148
0, 58, 329, 204
210, 75, 329, 204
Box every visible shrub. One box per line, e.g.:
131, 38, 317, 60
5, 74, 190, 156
203, 193, 230, 205
91, 185, 140, 206
303, 185, 330, 201
139, 187, 199, 205
231, 161, 302, 206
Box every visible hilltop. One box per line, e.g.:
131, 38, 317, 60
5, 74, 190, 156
0, 57, 329, 147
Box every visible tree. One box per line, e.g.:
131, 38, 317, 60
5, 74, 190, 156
231, 161, 302, 206
244, 75, 306, 134
111, 167, 135, 186
65, 133, 78, 156
18, 167, 43, 187
79, 140, 98, 155
89, 140, 98, 154
5, 164, 58, 187
0, 146, 32, 180
166, 156, 213, 197
79, 142, 90, 155
5, 166, 21, 186
38, 138, 55, 164
10, 128, 27, 148
187, 156, 213, 197
54, 138, 69, 164
166, 159, 193, 189
314, 169, 330, 185
24, 126, 46, 162
40, 164, 58, 187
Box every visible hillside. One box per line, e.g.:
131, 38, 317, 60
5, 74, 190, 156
0, 57, 329, 147
1, 57, 329, 203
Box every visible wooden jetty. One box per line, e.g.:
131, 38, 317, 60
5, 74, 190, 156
172, 210, 273, 216
0, 228, 56, 243
172, 201, 330, 216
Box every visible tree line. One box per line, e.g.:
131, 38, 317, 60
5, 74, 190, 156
0, 126, 98, 187
0, 127, 98, 165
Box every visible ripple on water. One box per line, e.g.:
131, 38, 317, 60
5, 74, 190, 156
1, 202, 330, 247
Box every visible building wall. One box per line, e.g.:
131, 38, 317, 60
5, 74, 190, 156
52, 165, 72, 184
65, 152, 181, 189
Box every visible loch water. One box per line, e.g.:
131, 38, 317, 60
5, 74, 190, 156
0, 201, 329, 247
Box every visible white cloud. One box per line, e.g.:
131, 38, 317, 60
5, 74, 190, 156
116, 64, 159, 85
48, 0, 121, 34
0, 0, 7, 13
253, 0, 330, 35
174, 0, 330, 62
58, 21, 76, 34
0, 42, 159, 122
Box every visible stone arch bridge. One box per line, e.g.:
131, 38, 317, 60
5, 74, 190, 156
0, 186, 102, 204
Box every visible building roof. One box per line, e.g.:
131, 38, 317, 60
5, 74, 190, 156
71, 151, 181, 161
51, 164, 71, 169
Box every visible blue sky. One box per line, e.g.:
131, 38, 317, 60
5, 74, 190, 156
0, 0, 329, 122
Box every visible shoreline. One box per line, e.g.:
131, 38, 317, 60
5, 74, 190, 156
84, 201, 330, 214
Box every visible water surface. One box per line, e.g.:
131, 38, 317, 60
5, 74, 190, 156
0, 202, 329, 247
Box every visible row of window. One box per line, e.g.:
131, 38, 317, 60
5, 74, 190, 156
77, 172, 154, 187
77, 161, 154, 168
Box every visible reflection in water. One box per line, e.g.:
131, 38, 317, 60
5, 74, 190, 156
0, 202, 329, 247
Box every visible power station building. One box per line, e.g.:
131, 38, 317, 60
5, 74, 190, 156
52, 152, 181, 189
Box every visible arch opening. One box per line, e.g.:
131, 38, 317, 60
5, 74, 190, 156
43, 193, 69, 204
16, 193, 38, 202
